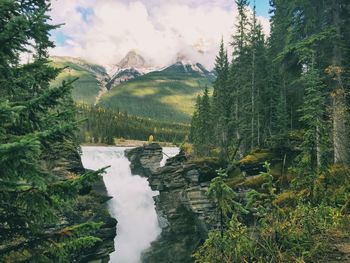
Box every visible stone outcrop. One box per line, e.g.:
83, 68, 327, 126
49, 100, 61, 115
78, 175, 117, 263
49, 145, 117, 263
125, 144, 222, 263
125, 143, 163, 176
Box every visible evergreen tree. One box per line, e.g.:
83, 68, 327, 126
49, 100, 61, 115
0, 1, 104, 260
212, 39, 230, 156
229, 0, 251, 157
190, 88, 213, 155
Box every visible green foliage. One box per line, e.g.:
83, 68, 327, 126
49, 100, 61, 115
197, 163, 348, 262
78, 104, 189, 144
207, 170, 238, 218
245, 162, 277, 219
50, 56, 106, 105
193, 1, 350, 262
190, 87, 215, 156
194, 217, 254, 263
0, 1, 105, 261
99, 68, 213, 123
195, 169, 251, 263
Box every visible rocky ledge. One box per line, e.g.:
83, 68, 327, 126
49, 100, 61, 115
78, 175, 117, 263
125, 143, 163, 176
125, 143, 222, 263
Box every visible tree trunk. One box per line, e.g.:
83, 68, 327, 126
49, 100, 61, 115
333, 89, 350, 164
251, 46, 256, 150
316, 122, 322, 169
332, 0, 350, 165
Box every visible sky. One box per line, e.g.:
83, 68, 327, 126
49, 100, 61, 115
49, 0, 271, 70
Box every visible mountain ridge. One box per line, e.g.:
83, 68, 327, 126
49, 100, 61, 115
51, 53, 214, 123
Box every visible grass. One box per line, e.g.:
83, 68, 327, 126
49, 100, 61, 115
50, 57, 104, 105
99, 68, 213, 123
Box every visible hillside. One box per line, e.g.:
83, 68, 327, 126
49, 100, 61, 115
50, 54, 214, 123
50, 56, 109, 105
99, 61, 214, 123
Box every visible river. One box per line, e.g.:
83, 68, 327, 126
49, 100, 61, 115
81, 146, 179, 263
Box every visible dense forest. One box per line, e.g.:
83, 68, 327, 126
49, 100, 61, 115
0, 1, 113, 261
1, 0, 350, 262
77, 104, 189, 144
190, 0, 350, 262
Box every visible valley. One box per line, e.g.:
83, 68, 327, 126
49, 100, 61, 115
51, 51, 214, 123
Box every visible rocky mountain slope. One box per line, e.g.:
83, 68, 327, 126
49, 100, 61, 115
50, 56, 109, 105
99, 56, 214, 123
106, 51, 156, 89
51, 51, 214, 123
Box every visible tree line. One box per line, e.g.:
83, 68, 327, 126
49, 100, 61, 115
192, 0, 350, 262
190, 0, 350, 170
78, 104, 189, 144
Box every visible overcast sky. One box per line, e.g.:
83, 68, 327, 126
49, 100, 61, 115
49, 0, 271, 69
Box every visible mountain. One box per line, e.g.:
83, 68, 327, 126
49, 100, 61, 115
50, 56, 109, 105
162, 60, 211, 76
98, 60, 214, 123
106, 68, 142, 89
106, 51, 158, 89
115, 50, 147, 71
50, 54, 214, 123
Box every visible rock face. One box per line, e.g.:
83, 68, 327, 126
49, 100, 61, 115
125, 143, 164, 176
55, 146, 117, 263
106, 68, 142, 89
80, 176, 117, 263
117, 50, 147, 70
125, 144, 221, 263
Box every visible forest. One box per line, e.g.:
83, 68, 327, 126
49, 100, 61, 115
1, 0, 350, 262
0, 1, 113, 261
77, 104, 189, 145
190, 0, 350, 262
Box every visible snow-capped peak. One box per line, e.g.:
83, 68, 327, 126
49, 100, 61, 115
107, 50, 157, 77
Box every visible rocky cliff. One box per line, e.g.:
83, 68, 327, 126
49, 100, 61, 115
54, 145, 117, 262
46, 145, 117, 263
125, 143, 221, 263
77, 175, 117, 263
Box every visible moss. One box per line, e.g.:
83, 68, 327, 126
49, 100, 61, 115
188, 156, 221, 167
226, 174, 245, 189
242, 175, 266, 189
3, 249, 31, 262
180, 142, 193, 155
227, 166, 241, 178
314, 165, 350, 207
273, 191, 298, 208
239, 149, 274, 165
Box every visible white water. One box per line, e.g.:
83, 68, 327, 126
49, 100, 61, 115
81, 146, 178, 263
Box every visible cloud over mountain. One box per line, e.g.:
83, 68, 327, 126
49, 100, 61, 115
49, 0, 270, 69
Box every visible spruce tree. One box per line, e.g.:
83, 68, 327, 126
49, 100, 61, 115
229, 0, 251, 157
212, 38, 230, 157
0, 1, 104, 261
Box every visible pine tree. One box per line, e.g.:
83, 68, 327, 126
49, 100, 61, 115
190, 87, 214, 155
0, 1, 104, 260
212, 38, 230, 157
200, 86, 213, 154
229, 0, 251, 157
190, 95, 202, 151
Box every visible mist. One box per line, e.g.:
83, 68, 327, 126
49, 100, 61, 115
81, 146, 178, 263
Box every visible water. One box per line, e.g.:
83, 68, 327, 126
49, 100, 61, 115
81, 146, 178, 263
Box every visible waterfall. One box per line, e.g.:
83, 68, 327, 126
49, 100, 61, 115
81, 146, 178, 263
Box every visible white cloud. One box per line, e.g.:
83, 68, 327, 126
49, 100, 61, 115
49, 0, 270, 69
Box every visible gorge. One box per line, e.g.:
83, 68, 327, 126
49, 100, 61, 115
81, 146, 179, 263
